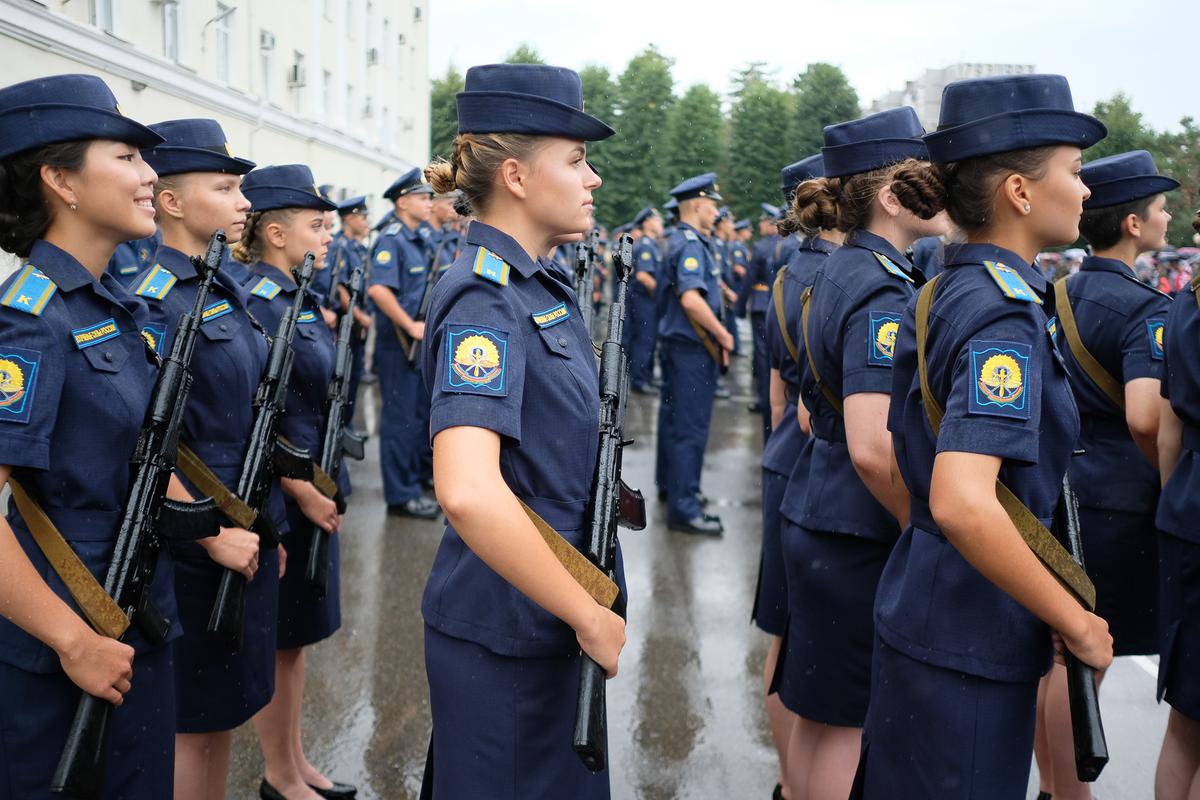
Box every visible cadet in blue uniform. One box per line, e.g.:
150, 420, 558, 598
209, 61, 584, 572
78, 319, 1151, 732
107, 230, 161, 285
626, 205, 662, 394
1153, 209, 1200, 798
330, 196, 372, 430
743, 205, 792, 419
777, 108, 945, 800
231, 165, 355, 800
856, 74, 1113, 799
130, 117, 279, 800
417, 63, 625, 799
658, 173, 734, 535
368, 168, 441, 518
0, 74, 175, 799
1039, 149, 1178, 799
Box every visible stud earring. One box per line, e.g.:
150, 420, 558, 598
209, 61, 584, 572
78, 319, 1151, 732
1023, 203, 1031, 214
69, 202, 77, 211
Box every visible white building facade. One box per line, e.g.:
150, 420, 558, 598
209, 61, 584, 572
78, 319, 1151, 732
0, 0, 430, 210
870, 63, 1036, 131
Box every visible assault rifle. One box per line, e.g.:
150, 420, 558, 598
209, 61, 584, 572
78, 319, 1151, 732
574, 230, 601, 337
52, 232, 227, 797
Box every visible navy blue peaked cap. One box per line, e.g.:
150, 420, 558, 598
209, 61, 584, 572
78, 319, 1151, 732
141, 118, 255, 176
821, 107, 928, 178
383, 167, 433, 200
457, 64, 614, 141
242, 164, 337, 211
760, 202, 782, 220
338, 195, 368, 215
0, 74, 162, 160
781, 153, 824, 200
924, 74, 1106, 163
632, 205, 659, 227
734, 218, 750, 231
669, 172, 722, 202
1082, 150, 1179, 210
663, 197, 679, 211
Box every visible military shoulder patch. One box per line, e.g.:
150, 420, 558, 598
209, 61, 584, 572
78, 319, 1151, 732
682, 255, 700, 273
868, 311, 901, 366
134, 264, 178, 301
72, 318, 120, 350
968, 339, 1033, 420
1, 264, 58, 316
141, 324, 166, 355
250, 277, 282, 300
640, 250, 652, 262
472, 248, 510, 286
374, 249, 392, 265
0, 346, 42, 424
531, 303, 570, 329
873, 252, 914, 283
1147, 318, 1165, 361
444, 324, 508, 396
983, 261, 1042, 305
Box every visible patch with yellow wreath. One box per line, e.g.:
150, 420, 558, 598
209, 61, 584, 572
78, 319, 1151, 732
868, 310, 901, 366
1147, 319, 1165, 361
0, 346, 41, 424
444, 325, 508, 396
969, 340, 1031, 420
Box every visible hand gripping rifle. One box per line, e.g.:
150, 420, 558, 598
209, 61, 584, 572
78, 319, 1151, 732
304, 262, 367, 593
573, 233, 647, 773
51, 232, 227, 797
1054, 472, 1109, 781
206, 253, 317, 649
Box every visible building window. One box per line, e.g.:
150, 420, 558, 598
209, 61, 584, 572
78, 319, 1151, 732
321, 70, 332, 119
90, 0, 114, 33
162, 1, 180, 61
259, 31, 275, 103
345, 84, 354, 126
214, 3, 233, 84
414, 5, 422, 22
290, 51, 306, 114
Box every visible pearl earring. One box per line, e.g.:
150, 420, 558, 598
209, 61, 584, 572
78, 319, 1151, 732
1023, 203, 1031, 214
69, 202, 77, 211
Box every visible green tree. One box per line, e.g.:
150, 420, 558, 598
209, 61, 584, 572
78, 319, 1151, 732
791, 63, 860, 156
665, 84, 725, 189
429, 65, 464, 160
504, 44, 545, 64
728, 73, 795, 220
1088, 93, 1158, 160
602, 46, 676, 226
579, 64, 620, 218
1156, 117, 1200, 246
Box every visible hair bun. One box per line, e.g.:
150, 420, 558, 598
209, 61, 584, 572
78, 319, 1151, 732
890, 160, 946, 220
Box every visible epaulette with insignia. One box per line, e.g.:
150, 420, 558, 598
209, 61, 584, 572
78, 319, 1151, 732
873, 253, 914, 283
134, 264, 178, 301
983, 260, 1042, 305
383, 223, 401, 237
683, 230, 698, 242
250, 277, 282, 300
472, 248, 510, 286
0, 264, 58, 316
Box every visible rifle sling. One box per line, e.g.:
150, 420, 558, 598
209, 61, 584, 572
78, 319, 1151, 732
277, 436, 340, 500
517, 499, 619, 609
915, 275, 1096, 610
1053, 278, 1125, 410
772, 265, 799, 364
8, 480, 129, 640
686, 315, 724, 368
799, 285, 844, 416
176, 444, 258, 530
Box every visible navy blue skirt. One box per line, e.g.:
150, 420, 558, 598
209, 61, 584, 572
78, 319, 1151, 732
1079, 505, 1158, 656
752, 469, 789, 636
777, 522, 891, 726
277, 500, 342, 650
0, 643, 175, 799
423, 626, 610, 799
1158, 530, 1200, 720
852, 639, 1037, 799
172, 542, 279, 732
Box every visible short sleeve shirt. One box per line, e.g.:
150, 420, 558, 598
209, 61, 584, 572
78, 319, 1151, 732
370, 220, 432, 348
656, 223, 722, 345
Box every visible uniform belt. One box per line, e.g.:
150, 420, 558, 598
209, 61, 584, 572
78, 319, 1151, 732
1182, 426, 1200, 452
1081, 416, 1131, 442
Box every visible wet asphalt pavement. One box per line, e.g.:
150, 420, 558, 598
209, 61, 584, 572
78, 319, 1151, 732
225, 327, 1169, 800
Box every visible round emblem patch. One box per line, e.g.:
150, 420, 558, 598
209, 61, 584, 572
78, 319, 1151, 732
0, 358, 26, 407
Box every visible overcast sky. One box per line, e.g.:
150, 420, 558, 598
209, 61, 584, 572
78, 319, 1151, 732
429, 0, 1194, 132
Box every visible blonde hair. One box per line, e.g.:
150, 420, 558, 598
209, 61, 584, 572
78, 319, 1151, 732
424, 133, 541, 216
231, 208, 298, 263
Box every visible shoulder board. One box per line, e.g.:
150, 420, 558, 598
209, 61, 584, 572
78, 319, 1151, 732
383, 223, 401, 236
983, 260, 1042, 305
873, 252, 914, 284
472, 248, 510, 286
250, 277, 282, 300
134, 264, 178, 301
683, 230, 698, 242
0, 264, 58, 316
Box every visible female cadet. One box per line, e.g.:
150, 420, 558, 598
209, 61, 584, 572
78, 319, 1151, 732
0, 74, 173, 797
756, 152, 833, 800
855, 74, 1113, 799
1039, 149, 1177, 800
777, 108, 946, 800
418, 63, 626, 798
231, 165, 353, 800
130, 118, 280, 800
1153, 206, 1200, 797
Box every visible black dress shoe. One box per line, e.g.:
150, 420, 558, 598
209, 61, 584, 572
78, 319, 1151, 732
259, 779, 285, 800
310, 780, 358, 799
657, 488, 667, 502
388, 496, 440, 519
668, 515, 723, 536
748, 402, 762, 413
772, 784, 784, 800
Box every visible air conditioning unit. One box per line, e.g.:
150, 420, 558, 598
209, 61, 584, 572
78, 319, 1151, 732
288, 65, 306, 88
366, 47, 379, 66
259, 31, 276, 51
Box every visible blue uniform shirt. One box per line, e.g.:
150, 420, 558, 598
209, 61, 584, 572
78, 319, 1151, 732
0, 240, 179, 673
631, 236, 660, 300
370, 220, 433, 349
877, 243, 1079, 681
106, 231, 161, 285
730, 239, 751, 290
795, 229, 916, 541
1061, 256, 1169, 513
744, 234, 799, 315
657, 223, 722, 344
419, 221, 623, 658
1157, 283, 1200, 544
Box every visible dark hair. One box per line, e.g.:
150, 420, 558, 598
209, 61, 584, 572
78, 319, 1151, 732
784, 158, 941, 237
1078, 195, 1156, 250
0, 140, 91, 257
425, 133, 542, 217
